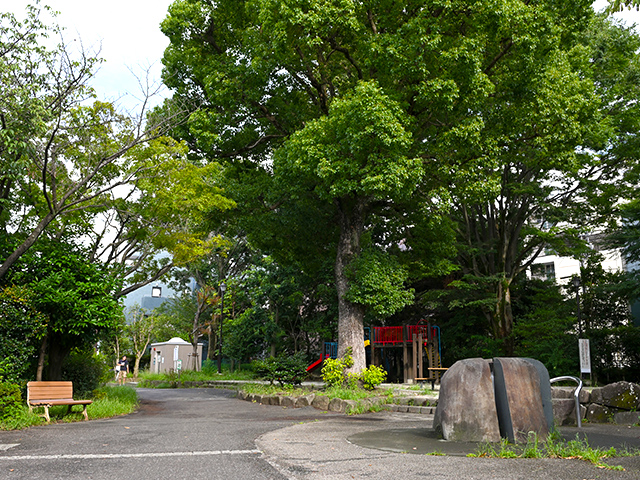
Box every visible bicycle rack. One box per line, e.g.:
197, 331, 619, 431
550, 375, 583, 428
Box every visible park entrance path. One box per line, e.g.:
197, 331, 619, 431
0, 387, 336, 480
2, 387, 640, 479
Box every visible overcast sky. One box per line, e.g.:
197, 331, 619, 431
6, 1, 640, 113
10, 0, 175, 112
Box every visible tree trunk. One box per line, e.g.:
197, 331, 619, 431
335, 198, 367, 374
207, 326, 217, 361
47, 334, 71, 380
486, 276, 515, 356
36, 334, 48, 381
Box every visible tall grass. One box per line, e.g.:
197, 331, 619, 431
0, 385, 138, 430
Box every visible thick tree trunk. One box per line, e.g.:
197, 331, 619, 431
47, 334, 71, 380
486, 276, 515, 356
335, 198, 367, 374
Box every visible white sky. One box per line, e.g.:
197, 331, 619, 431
4, 1, 640, 114
7, 0, 175, 112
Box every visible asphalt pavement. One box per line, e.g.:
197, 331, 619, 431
1, 387, 640, 480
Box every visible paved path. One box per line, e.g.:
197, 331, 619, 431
2, 388, 640, 479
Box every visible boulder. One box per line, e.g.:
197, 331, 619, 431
598, 382, 640, 410
553, 398, 578, 426
294, 394, 315, 407
434, 358, 501, 442
586, 403, 614, 423
328, 397, 346, 413
614, 411, 640, 425
311, 395, 330, 411
493, 357, 550, 442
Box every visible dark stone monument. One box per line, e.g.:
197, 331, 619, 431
433, 358, 501, 442
435, 357, 552, 443
493, 357, 550, 443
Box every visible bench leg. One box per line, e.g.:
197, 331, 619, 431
82, 405, 88, 421
42, 406, 51, 422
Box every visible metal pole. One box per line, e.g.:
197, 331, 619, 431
217, 282, 226, 374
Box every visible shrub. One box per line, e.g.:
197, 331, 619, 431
321, 348, 354, 388
361, 365, 387, 390
0, 382, 22, 420
62, 351, 109, 398
202, 359, 217, 375
253, 352, 308, 386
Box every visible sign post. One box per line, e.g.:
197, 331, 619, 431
579, 338, 591, 384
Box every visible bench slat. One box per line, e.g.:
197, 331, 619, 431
27, 381, 92, 421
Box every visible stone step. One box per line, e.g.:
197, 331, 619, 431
382, 404, 436, 414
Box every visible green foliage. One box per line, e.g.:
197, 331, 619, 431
321, 349, 385, 390
345, 247, 414, 317
360, 365, 387, 391
253, 353, 308, 386
61, 351, 110, 398
0, 285, 47, 383
321, 348, 354, 388
511, 278, 578, 378
201, 359, 217, 375
0, 382, 21, 420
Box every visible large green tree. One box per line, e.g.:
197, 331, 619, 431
161, 0, 609, 369
448, 13, 640, 354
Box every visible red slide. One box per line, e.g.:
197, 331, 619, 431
306, 356, 324, 372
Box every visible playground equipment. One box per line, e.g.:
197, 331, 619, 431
307, 322, 443, 385
369, 322, 443, 384
306, 342, 338, 372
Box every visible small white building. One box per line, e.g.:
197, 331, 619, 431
150, 337, 204, 373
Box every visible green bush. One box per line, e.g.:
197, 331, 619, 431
253, 352, 308, 386
62, 351, 109, 398
202, 359, 217, 375
321, 348, 354, 387
0, 382, 22, 420
361, 365, 387, 390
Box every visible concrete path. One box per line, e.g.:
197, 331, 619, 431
1, 387, 640, 480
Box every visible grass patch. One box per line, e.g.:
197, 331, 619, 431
0, 385, 138, 430
469, 431, 639, 470
137, 368, 257, 387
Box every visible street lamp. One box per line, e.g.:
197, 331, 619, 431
217, 282, 226, 374
572, 276, 582, 336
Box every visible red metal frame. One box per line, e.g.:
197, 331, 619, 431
372, 325, 436, 345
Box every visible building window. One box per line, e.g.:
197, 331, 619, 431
531, 262, 555, 281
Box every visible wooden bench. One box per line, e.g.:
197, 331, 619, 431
416, 368, 449, 389
27, 381, 92, 422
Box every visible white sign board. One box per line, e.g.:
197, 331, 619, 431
579, 338, 591, 374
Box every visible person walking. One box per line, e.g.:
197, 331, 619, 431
117, 355, 129, 385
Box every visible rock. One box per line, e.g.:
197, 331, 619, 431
294, 394, 315, 407
586, 403, 614, 423
328, 398, 346, 413
590, 387, 604, 405
312, 395, 330, 411
434, 358, 501, 442
553, 398, 578, 426
280, 396, 295, 408
614, 411, 640, 425
598, 382, 640, 410
551, 387, 574, 399
493, 357, 550, 443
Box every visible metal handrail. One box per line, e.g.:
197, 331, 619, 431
550, 375, 583, 428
